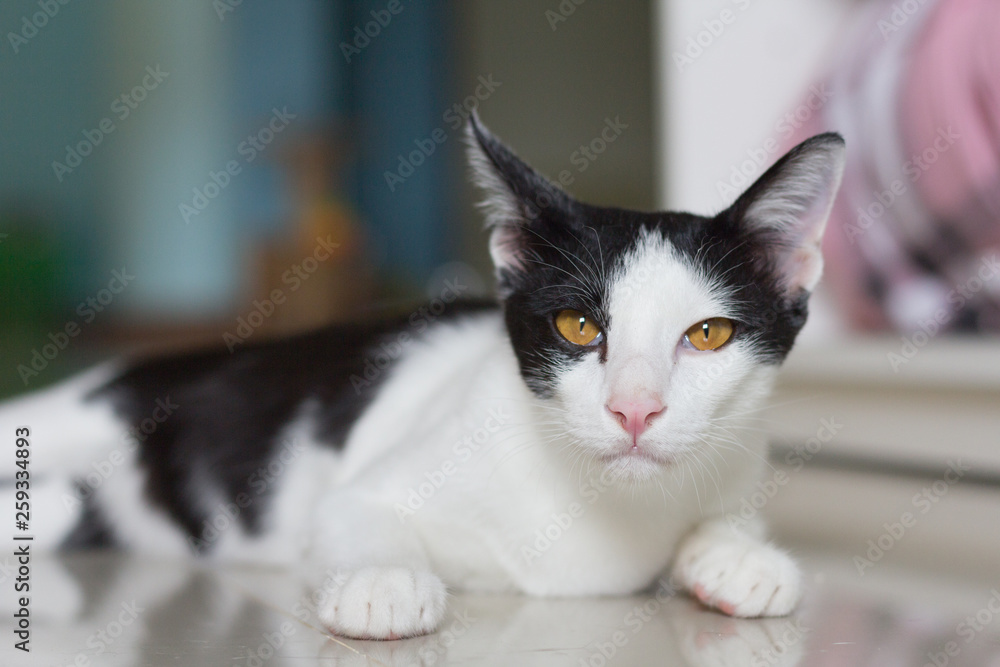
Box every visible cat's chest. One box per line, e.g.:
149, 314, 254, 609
419, 457, 696, 596
505, 481, 692, 595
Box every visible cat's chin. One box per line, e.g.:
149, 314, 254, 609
596, 446, 676, 482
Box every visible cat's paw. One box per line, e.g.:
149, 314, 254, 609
672, 534, 801, 618
317, 567, 447, 640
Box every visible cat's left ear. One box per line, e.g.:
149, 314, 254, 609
728, 133, 846, 294
465, 112, 576, 273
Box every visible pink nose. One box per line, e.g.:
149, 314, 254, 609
607, 396, 664, 443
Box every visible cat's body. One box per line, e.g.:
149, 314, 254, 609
1, 116, 845, 639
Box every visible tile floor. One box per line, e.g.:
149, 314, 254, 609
4, 548, 1000, 666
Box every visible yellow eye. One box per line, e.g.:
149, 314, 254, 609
554, 310, 602, 346
685, 318, 734, 351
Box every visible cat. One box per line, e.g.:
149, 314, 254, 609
0, 113, 844, 640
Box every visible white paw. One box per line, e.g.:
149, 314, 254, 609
673, 537, 801, 618
317, 567, 447, 640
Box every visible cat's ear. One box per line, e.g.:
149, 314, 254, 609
465, 112, 575, 272
728, 133, 845, 294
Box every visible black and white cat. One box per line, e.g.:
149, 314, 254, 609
1, 115, 844, 640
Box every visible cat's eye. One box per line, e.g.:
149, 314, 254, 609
554, 310, 602, 347
684, 318, 734, 351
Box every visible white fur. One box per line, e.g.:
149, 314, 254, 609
671, 519, 801, 617
96, 447, 196, 558
556, 231, 776, 481
3, 237, 802, 639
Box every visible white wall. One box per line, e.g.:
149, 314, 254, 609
654, 0, 855, 214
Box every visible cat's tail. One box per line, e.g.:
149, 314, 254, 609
0, 363, 124, 549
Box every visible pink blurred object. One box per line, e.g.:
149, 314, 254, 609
785, 0, 1000, 334
901, 0, 1000, 243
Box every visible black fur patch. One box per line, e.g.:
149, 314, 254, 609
89, 300, 496, 552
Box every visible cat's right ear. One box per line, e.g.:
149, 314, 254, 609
465, 112, 575, 272
727, 132, 846, 295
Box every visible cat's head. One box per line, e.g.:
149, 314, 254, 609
467, 114, 845, 481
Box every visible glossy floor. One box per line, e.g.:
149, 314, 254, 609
4, 550, 999, 666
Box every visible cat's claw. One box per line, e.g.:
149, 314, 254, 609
317, 567, 447, 640
673, 532, 801, 618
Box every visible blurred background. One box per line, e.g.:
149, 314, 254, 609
0, 0, 662, 395
1, 0, 999, 636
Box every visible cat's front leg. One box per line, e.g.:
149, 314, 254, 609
671, 518, 801, 618
306, 496, 447, 640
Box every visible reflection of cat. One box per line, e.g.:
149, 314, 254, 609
13, 556, 804, 666
0, 115, 844, 640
